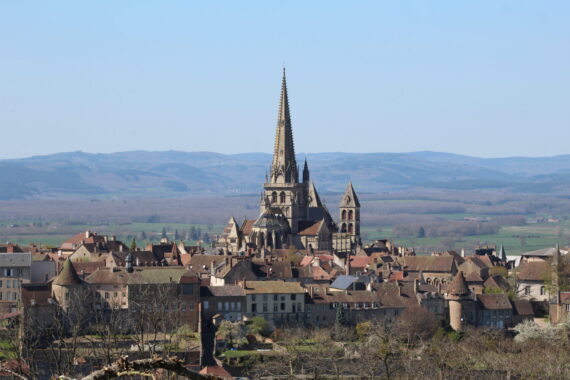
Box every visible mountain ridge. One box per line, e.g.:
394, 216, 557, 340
1, 150, 569, 200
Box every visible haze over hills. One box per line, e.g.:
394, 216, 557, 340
1, 150, 570, 200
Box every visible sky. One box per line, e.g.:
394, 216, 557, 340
0, 1, 568, 159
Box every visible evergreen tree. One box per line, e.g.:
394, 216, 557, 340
140, 231, 147, 240
190, 226, 198, 240
130, 237, 137, 251
417, 226, 426, 238
161, 227, 167, 239
334, 303, 346, 339
174, 229, 180, 241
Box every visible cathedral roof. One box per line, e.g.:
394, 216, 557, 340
340, 181, 360, 207
253, 209, 289, 230
298, 220, 324, 236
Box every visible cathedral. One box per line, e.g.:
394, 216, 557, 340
215, 70, 361, 254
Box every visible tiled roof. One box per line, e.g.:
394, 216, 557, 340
349, 256, 370, 268
402, 256, 455, 273
53, 259, 83, 286
484, 275, 510, 292
516, 261, 550, 282
298, 220, 323, 236
477, 294, 512, 310
0, 253, 31, 267
447, 272, 469, 296
464, 271, 484, 283
85, 267, 198, 285
201, 285, 245, 297
243, 280, 304, 294
240, 219, 255, 235
512, 299, 534, 316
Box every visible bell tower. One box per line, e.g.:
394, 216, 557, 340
339, 182, 360, 238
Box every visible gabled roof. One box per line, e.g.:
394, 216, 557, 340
512, 299, 534, 316
401, 256, 455, 273
340, 182, 360, 207
477, 294, 512, 310
298, 220, 324, 236
349, 255, 371, 268
330, 275, 359, 290
464, 271, 484, 283
516, 261, 550, 282
240, 219, 255, 235
484, 275, 510, 292
53, 259, 83, 286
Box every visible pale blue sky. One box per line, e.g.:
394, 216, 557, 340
1, 1, 568, 159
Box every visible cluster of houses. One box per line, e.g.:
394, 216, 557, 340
3, 230, 564, 337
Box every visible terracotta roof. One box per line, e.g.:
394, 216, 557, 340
484, 275, 510, 292
188, 254, 228, 274
477, 294, 512, 310
298, 220, 323, 236
53, 259, 83, 286
201, 285, 245, 297
72, 261, 106, 277
349, 256, 371, 268
512, 299, 534, 316
516, 261, 550, 282
243, 280, 304, 294
240, 219, 255, 235
402, 256, 455, 273
311, 265, 331, 281
464, 271, 484, 283
199, 365, 232, 378
447, 272, 469, 296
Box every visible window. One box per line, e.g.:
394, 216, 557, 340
203, 301, 209, 310
280, 192, 286, 203
6, 280, 10, 289
271, 192, 277, 203
281, 303, 285, 311
231, 302, 235, 311
105, 292, 109, 299
252, 295, 256, 301
225, 302, 229, 311
341, 210, 347, 220
273, 294, 278, 301
263, 294, 268, 301
263, 303, 268, 312
4, 269, 12, 277
236, 302, 241, 311
252, 304, 257, 313
182, 303, 187, 311
217, 302, 223, 311
348, 224, 353, 234
0, 280, 2, 288
113, 292, 118, 298
189, 303, 195, 311
540, 286, 546, 295
182, 284, 194, 294
274, 304, 278, 312
566, 304, 570, 312
524, 287, 530, 296
291, 294, 296, 301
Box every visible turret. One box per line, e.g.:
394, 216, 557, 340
302, 158, 310, 183
446, 272, 470, 331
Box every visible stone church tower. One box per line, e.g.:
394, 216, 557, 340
261, 69, 308, 234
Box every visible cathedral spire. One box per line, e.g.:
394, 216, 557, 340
270, 68, 298, 184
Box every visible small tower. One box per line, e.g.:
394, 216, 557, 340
126, 251, 134, 273
446, 272, 470, 331
339, 182, 360, 238
52, 259, 83, 312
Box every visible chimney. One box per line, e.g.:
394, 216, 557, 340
241, 278, 247, 289
104, 235, 108, 243
112, 235, 116, 241
85, 230, 90, 239
119, 244, 123, 253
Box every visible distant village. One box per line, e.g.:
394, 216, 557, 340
2, 72, 569, 378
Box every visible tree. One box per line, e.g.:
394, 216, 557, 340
417, 226, 426, 238
393, 305, 437, 345
161, 227, 167, 239
174, 229, 180, 241
250, 316, 272, 337
216, 321, 248, 348
130, 237, 137, 251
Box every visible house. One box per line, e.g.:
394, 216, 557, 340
0, 253, 32, 313
400, 256, 458, 286
241, 280, 305, 324
516, 261, 550, 301
476, 294, 513, 329
200, 285, 246, 322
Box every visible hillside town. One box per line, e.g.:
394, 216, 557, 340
1, 73, 569, 379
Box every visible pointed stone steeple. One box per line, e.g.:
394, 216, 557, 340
498, 245, 507, 262
270, 69, 298, 184
302, 158, 310, 183
340, 182, 360, 207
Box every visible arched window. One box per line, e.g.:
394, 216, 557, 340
341, 223, 347, 233
434, 278, 440, 286
426, 278, 432, 285
348, 210, 353, 220
341, 210, 347, 220
280, 192, 286, 203
271, 192, 277, 203
348, 223, 353, 234
540, 286, 546, 295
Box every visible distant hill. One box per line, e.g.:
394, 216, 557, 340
1, 150, 570, 200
